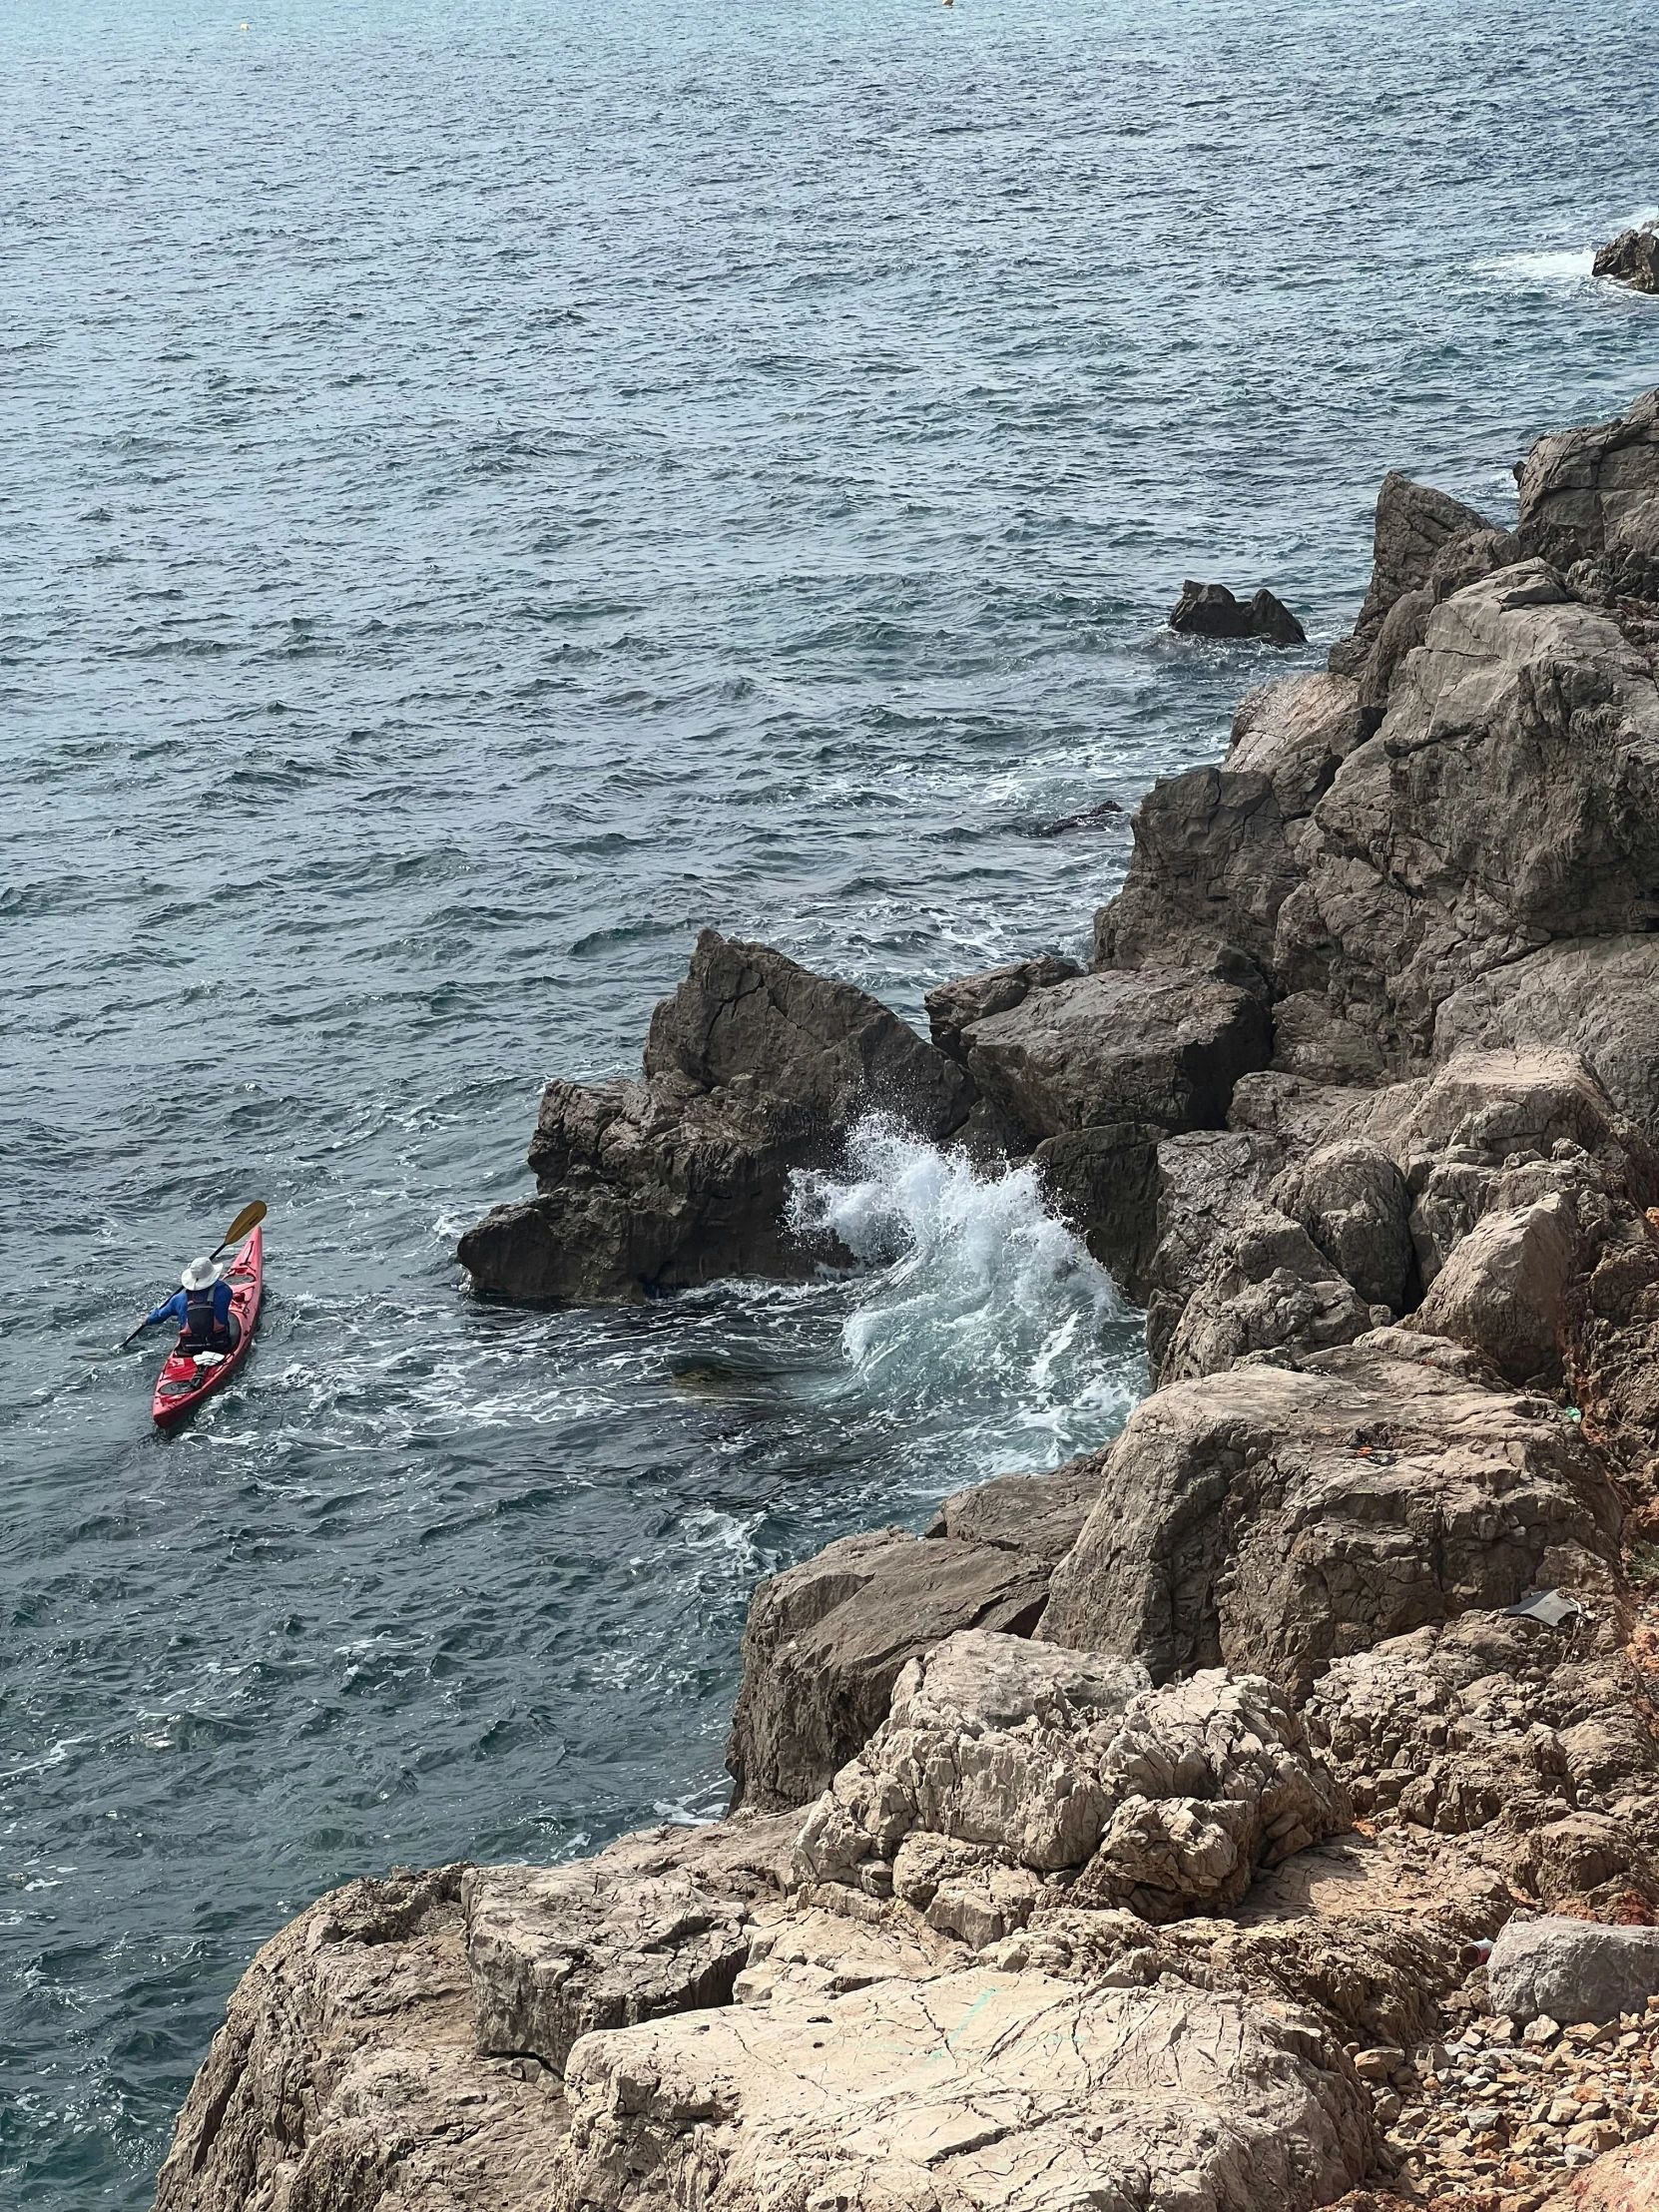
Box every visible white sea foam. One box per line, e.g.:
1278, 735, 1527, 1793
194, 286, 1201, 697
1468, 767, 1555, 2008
788, 1115, 1140, 1455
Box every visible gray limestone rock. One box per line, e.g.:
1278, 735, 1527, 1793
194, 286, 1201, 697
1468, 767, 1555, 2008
922, 1454, 1104, 1561
152, 1868, 566, 2212
1158, 1205, 1379, 1385
1407, 1191, 1582, 1384
463, 1817, 799, 2076
1227, 671, 1370, 818
1487, 1915, 1659, 2026
1270, 1137, 1414, 1312
1040, 1331, 1623, 1694
922, 952, 1080, 1067
458, 931, 973, 1303
1434, 935, 1659, 1143
554, 1966, 1374, 2212
724, 1525, 1060, 1813
1516, 383, 1659, 602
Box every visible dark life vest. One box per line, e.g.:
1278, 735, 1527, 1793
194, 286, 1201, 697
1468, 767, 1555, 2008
184, 1285, 226, 1347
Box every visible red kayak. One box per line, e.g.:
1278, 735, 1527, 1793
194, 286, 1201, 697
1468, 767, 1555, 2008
152, 1227, 264, 1430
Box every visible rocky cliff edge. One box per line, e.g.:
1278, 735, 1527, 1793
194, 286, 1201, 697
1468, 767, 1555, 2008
161, 390, 1659, 2212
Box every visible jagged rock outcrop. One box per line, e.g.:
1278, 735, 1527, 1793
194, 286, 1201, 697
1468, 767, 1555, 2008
1516, 384, 1659, 607
555, 1966, 1374, 2212
1305, 1609, 1659, 1917
153, 1867, 566, 2212
1170, 578, 1308, 645
798, 1633, 1350, 1928
162, 388, 1659, 2212
457, 931, 973, 1302
724, 1518, 1075, 1813
1040, 1329, 1623, 1694
1594, 228, 1659, 295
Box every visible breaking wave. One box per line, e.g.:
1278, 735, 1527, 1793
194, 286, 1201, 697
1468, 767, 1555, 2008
789, 1115, 1143, 1463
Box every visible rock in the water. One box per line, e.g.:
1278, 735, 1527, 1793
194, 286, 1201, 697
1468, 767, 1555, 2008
1034, 798, 1125, 835
1593, 228, 1659, 293
153, 1868, 566, 2212
555, 1966, 1373, 2212
463, 1816, 799, 2076
1486, 1914, 1659, 2025
457, 930, 973, 1304
724, 1524, 1062, 1812
1171, 579, 1309, 646
1040, 1330, 1622, 1693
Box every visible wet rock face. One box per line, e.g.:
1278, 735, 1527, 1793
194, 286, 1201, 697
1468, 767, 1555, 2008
554, 1967, 1373, 2212
1039, 1332, 1622, 1695
456, 930, 972, 1303
1594, 228, 1659, 293
1170, 578, 1309, 645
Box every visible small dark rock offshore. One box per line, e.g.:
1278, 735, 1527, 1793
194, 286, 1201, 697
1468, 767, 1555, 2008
1594, 227, 1659, 294
1169, 578, 1308, 646
1033, 797, 1124, 836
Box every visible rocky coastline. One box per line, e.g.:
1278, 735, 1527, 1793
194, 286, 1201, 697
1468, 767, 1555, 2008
156, 388, 1659, 2212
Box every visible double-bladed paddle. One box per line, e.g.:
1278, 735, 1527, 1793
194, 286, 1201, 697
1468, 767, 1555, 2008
80, 1202, 269, 1358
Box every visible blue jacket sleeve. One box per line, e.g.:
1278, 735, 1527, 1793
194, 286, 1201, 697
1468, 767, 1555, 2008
147, 1289, 188, 1327
215, 1280, 234, 1326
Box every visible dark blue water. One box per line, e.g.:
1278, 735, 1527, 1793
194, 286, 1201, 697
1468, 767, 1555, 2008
2, 1, 1656, 2200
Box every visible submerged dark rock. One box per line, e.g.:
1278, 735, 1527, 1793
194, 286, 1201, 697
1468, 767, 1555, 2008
1593, 227, 1659, 294
1169, 579, 1307, 646
1033, 798, 1124, 836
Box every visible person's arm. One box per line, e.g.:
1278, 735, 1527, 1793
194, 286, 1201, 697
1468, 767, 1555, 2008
146, 1289, 187, 1327
215, 1281, 235, 1327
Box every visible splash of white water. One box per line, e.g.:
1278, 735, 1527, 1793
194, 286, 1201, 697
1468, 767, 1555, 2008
788, 1116, 1141, 1457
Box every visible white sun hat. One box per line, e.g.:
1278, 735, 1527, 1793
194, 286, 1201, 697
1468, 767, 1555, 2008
181, 1256, 223, 1290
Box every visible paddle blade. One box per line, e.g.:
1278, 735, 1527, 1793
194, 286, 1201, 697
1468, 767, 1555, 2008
218, 1200, 268, 1252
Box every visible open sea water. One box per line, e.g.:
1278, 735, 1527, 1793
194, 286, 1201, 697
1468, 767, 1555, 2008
2, 0, 1656, 2199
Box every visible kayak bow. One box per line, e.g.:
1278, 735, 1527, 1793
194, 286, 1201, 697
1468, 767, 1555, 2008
151, 1226, 264, 1430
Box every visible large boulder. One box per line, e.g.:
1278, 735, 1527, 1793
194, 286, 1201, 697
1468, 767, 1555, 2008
1158, 1206, 1380, 1384
1039, 1330, 1623, 1695
1170, 579, 1308, 645
1433, 934, 1659, 1143
153, 1868, 566, 2212
1487, 1916, 1659, 2026
724, 1520, 1066, 1813
457, 931, 973, 1303
554, 1967, 1374, 2212
1593, 229, 1659, 294
1406, 1191, 1582, 1383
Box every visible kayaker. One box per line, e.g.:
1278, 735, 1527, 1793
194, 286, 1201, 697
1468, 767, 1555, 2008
146, 1257, 241, 1353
